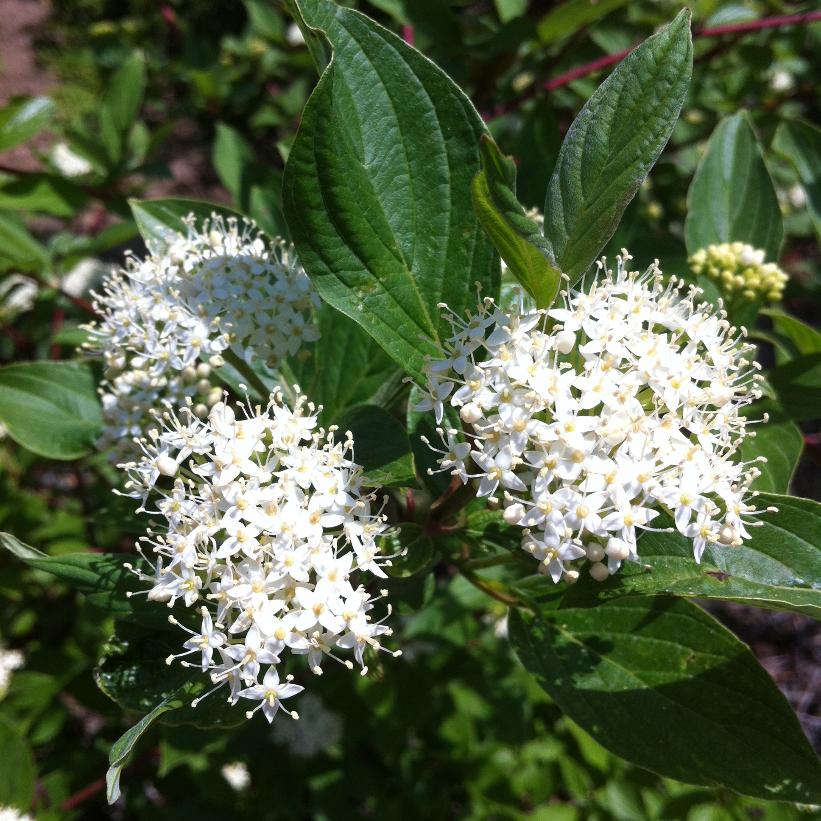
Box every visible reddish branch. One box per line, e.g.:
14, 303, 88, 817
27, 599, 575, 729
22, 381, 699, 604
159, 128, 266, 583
490, 10, 821, 118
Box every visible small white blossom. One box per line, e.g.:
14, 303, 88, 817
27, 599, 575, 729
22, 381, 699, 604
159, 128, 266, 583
122, 390, 397, 722
0, 647, 23, 697
420, 253, 767, 582
221, 761, 251, 791
85, 214, 320, 463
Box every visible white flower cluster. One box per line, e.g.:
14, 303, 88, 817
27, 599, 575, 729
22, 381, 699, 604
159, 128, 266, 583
420, 254, 767, 583
122, 390, 397, 723
85, 214, 320, 462
0, 807, 33, 821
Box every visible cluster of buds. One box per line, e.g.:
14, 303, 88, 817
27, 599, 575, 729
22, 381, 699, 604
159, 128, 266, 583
122, 391, 398, 722
689, 242, 787, 303
420, 253, 767, 583
84, 215, 320, 462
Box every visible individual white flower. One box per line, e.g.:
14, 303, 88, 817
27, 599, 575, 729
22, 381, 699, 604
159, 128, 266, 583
221, 761, 251, 791
420, 252, 769, 583
84, 214, 320, 462
0, 646, 23, 697
50, 141, 93, 177
0, 275, 38, 322
122, 389, 398, 722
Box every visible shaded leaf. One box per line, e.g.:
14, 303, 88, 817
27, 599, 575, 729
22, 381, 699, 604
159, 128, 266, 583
509, 596, 821, 802
768, 353, 821, 422
739, 400, 802, 494
337, 404, 415, 487
0, 717, 36, 810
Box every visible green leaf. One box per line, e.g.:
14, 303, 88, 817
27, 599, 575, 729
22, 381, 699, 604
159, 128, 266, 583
772, 118, 821, 240
0, 717, 36, 810
761, 308, 821, 356
0, 534, 172, 627
129, 198, 244, 251
212, 122, 256, 208
103, 52, 146, 136
0, 361, 102, 459
107, 693, 179, 804
0, 173, 87, 218
494, 0, 527, 24
283, 0, 498, 384
0, 96, 55, 152
544, 494, 821, 619
685, 113, 783, 261
379, 523, 435, 577
768, 353, 821, 422
509, 596, 821, 802
97, 622, 245, 729
738, 400, 802, 494
537, 0, 630, 44
0, 211, 49, 270
295, 302, 401, 425
543, 10, 692, 283
337, 404, 415, 487
471, 135, 561, 307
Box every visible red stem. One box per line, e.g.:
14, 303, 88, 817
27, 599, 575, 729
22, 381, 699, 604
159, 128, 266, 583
60, 777, 106, 811
490, 11, 821, 118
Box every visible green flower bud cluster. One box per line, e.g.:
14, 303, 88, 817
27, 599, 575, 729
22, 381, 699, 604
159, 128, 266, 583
689, 242, 787, 303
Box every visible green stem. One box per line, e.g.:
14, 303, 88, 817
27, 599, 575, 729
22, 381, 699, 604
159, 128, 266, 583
223, 349, 273, 402
453, 562, 524, 608
461, 552, 521, 571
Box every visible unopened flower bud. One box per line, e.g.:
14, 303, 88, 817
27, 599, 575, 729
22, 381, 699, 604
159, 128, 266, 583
590, 562, 610, 582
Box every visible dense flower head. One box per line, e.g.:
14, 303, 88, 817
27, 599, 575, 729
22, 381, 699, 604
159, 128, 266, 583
121, 389, 397, 722
689, 242, 787, 303
85, 214, 320, 462
419, 253, 768, 583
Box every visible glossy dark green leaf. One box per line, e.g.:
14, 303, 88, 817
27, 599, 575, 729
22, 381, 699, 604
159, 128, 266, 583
772, 118, 821, 240
471, 135, 561, 307
0, 96, 55, 152
738, 401, 802, 494
0, 717, 36, 810
337, 404, 415, 487
768, 353, 821, 422
97, 622, 245, 730
379, 523, 435, 577
129, 198, 244, 252
0, 533, 172, 627
543, 10, 692, 283
294, 303, 401, 425
546, 494, 821, 619
0, 361, 101, 459
509, 596, 821, 802
283, 0, 498, 383
685, 113, 782, 261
